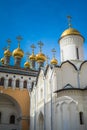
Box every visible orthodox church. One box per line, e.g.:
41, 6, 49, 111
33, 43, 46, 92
0, 17, 87, 130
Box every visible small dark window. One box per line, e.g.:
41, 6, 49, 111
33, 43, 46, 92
76, 47, 79, 59
13, 75, 15, 78
16, 80, 20, 88
0, 77, 4, 86
0, 112, 1, 124
23, 80, 27, 88
79, 112, 84, 125
29, 77, 31, 80
8, 79, 12, 87
10, 115, 15, 124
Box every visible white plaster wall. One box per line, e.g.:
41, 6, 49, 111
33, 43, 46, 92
54, 93, 86, 130
59, 35, 84, 62
55, 62, 78, 90
80, 62, 87, 88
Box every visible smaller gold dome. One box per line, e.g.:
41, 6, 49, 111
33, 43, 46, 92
50, 58, 58, 65
24, 61, 30, 68
36, 53, 46, 63
0, 57, 4, 64
61, 28, 81, 38
29, 54, 36, 61
4, 49, 11, 57
12, 47, 24, 58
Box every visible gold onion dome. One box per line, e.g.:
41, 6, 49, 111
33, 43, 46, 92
12, 46, 24, 58
4, 49, 11, 57
0, 57, 4, 64
24, 61, 30, 68
29, 54, 36, 61
36, 53, 46, 63
61, 28, 81, 38
50, 58, 58, 65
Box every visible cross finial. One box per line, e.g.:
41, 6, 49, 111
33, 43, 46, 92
30, 44, 36, 54
67, 16, 72, 28
16, 36, 23, 48
38, 41, 44, 52
6, 38, 11, 50
51, 48, 56, 58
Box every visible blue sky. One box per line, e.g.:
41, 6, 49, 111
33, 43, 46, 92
0, 0, 87, 66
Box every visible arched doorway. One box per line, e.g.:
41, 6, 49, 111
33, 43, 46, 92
0, 93, 22, 130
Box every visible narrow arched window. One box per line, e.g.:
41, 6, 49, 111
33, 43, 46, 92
23, 80, 27, 88
79, 112, 84, 125
8, 79, 12, 87
16, 80, 20, 88
76, 47, 79, 59
0, 77, 4, 86
10, 115, 15, 124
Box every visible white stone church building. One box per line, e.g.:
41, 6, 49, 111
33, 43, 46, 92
30, 24, 87, 130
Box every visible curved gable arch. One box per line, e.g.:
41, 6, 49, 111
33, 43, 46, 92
63, 84, 74, 89
59, 61, 77, 88
79, 61, 87, 88
60, 60, 77, 70
80, 61, 87, 70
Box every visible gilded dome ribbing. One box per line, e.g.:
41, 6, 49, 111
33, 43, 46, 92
0, 57, 4, 64
61, 28, 81, 38
24, 61, 30, 68
36, 53, 46, 63
50, 58, 58, 65
4, 49, 11, 57
29, 54, 36, 61
12, 47, 24, 58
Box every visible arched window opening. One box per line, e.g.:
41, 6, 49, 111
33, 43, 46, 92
0, 77, 4, 86
16, 80, 20, 88
79, 112, 84, 125
9, 115, 15, 124
76, 47, 79, 59
0, 112, 1, 124
23, 80, 27, 88
8, 78, 12, 87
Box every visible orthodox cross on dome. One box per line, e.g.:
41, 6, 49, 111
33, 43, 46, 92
26, 52, 30, 61
67, 15, 72, 28
6, 39, 11, 50
38, 41, 44, 53
30, 44, 36, 54
51, 48, 56, 58
16, 36, 23, 48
